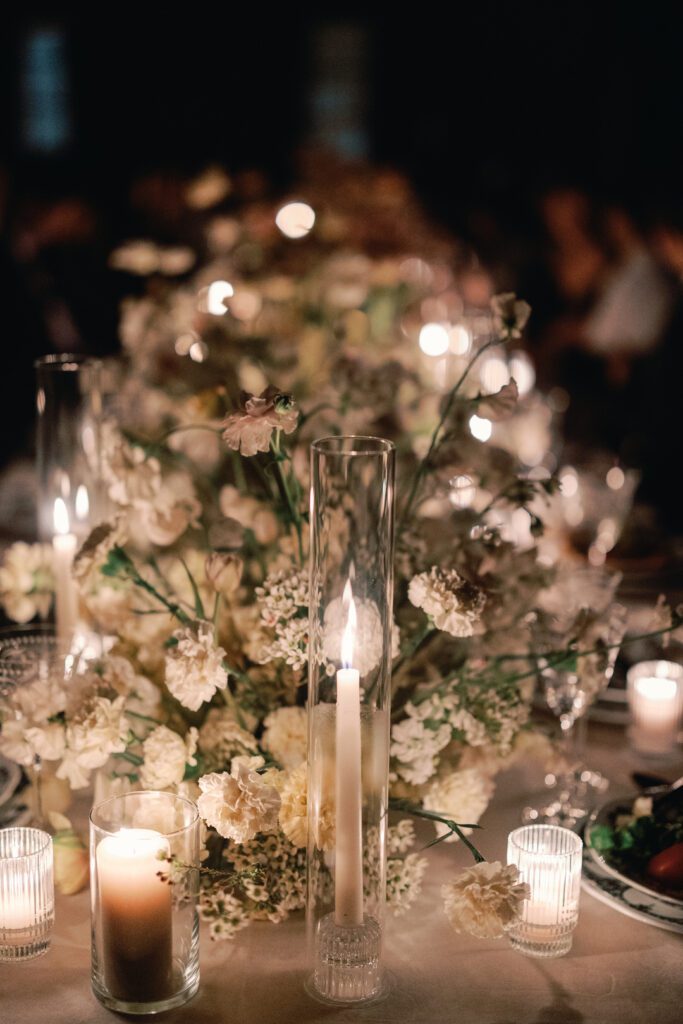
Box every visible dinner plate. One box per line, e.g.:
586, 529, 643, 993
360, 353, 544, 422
581, 793, 683, 933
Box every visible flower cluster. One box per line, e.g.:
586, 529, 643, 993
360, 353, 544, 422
408, 567, 486, 638
0, 542, 54, 623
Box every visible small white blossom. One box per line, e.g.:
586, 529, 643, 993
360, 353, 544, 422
391, 714, 452, 785
442, 860, 529, 938
165, 622, 228, 711
200, 888, 250, 941
408, 567, 485, 638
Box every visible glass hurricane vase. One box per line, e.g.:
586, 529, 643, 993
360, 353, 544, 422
306, 437, 395, 1006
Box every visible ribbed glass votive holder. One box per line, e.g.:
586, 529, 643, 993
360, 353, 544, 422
0, 827, 54, 961
507, 825, 582, 958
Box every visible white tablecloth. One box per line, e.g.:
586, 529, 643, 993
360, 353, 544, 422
2, 722, 682, 1024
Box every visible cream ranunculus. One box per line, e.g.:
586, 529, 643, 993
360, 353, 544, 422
165, 622, 228, 712
197, 760, 281, 844
441, 860, 529, 938
139, 725, 198, 790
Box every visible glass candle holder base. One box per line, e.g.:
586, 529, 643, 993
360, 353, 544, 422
311, 913, 383, 1004
0, 928, 52, 963
92, 958, 200, 1016
509, 928, 573, 959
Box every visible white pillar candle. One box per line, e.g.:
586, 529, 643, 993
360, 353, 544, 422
52, 497, 79, 649
335, 583, 364, 928
628, 661, 683, 756
96, 828, 173, 1003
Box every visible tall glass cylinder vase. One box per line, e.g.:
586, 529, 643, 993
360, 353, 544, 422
306, 436, 395, 1006
90, 791, 200, 1015
35, 354, 106, 650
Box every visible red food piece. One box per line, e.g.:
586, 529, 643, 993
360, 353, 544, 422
647, 842, 683, 885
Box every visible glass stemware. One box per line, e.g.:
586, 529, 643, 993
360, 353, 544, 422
523, 567, 626, 828
0, 625, 71, 828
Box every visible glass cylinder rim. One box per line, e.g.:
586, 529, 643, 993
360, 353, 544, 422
0, 826, 53, 860
626, 660, 683, 685
34, 353, 103, 372
311, 436, 395, 457
90, 790, 200, 837
508, 824, 582, 858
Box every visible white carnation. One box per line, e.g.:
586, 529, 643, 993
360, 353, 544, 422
0, 542, 54, 622
140, 725, 198, 790
165, 622, 228, 711
261, 707, 307, 769
442, 860, 529, 938
197, 761, 281, 844
408, 567, 485, 638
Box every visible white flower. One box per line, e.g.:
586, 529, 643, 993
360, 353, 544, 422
0, 716, 36, 766
24, 722, 66, 761
200, 888, 250, 941
423, 768, 495, 842
255, 567, 309, 671
165, 622, 228, 711
140, 472, 202, 547
442, 860, 529, 938
491, 293, 531, 340
205, 552, 243, 597
478, 379, 519, 421
57, 695, 128, 789
197, 761, 281, 843
219, 486, 279, 545
140, 725, 198, 790
221, 389, 299, 457
278, 763, 308, 847
322, 595, 386, 676
387, 853, 428, 916
198, 708, 258, 772
101, 424, 162, 507
391, 714, 452, 785
261, 707, 307, 769
0, 542, 54, 622
408, 567, 486, 638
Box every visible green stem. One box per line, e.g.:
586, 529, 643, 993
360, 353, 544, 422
269, 439, 304, 563
390, 798, 485, 863
113, 751, 144, 766
392, 623, 437, 678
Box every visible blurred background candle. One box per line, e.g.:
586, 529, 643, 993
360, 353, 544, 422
507, 825, 582, 958
627, 660, 683, 756
0, 827, 54, 962
52, 497, 78, 648
335, 582, 364, 928
96, 828, 172, 1004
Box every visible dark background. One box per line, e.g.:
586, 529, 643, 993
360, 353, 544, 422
3, 7, 682, 226
1, 5, 683, 519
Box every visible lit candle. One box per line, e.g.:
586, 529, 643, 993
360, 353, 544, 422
507, 824, 582, 959
0, 827, 54, 961
335, 581, 364, 928
52, 497, 79, 648
628, 661, 683, 756
96, 828, 173, 1003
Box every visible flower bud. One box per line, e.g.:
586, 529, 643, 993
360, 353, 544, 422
205, 552, 243, 596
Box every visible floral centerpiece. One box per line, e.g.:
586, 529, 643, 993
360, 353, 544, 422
1, 166, 680, 940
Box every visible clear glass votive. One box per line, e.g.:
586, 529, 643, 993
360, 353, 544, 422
90, 791, 200, 1015
627, 661, 683, 757
0, 827, 54, 962
507, 825, 582, 958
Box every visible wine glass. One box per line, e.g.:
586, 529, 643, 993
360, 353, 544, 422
522, 567, 627, 828
0, 625, 69, 827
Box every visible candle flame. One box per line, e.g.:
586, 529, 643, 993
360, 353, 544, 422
53, 497, 70, 536
75, 484, 89, 520
341, 579, 357, 669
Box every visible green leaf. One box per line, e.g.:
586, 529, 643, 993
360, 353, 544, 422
179, 556, 206, 619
